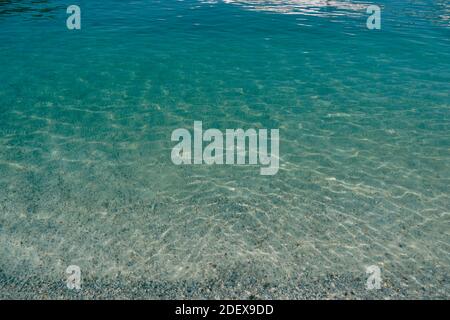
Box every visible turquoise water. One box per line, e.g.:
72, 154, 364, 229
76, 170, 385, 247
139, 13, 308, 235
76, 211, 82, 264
0, 0, 449, 299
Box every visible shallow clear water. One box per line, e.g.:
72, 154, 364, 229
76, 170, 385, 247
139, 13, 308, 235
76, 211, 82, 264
0, 0, 449, 299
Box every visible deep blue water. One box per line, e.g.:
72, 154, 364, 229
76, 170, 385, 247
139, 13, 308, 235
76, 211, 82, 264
0, 0, 449, 298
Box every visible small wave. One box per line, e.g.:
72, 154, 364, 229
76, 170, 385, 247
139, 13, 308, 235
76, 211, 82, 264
216, 0, 370, 17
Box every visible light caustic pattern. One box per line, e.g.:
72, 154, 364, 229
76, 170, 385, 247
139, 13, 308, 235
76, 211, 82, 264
0, 0, 449, 299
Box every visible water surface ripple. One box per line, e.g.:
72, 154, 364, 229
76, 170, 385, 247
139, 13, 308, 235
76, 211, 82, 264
0, 0, 449, 299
